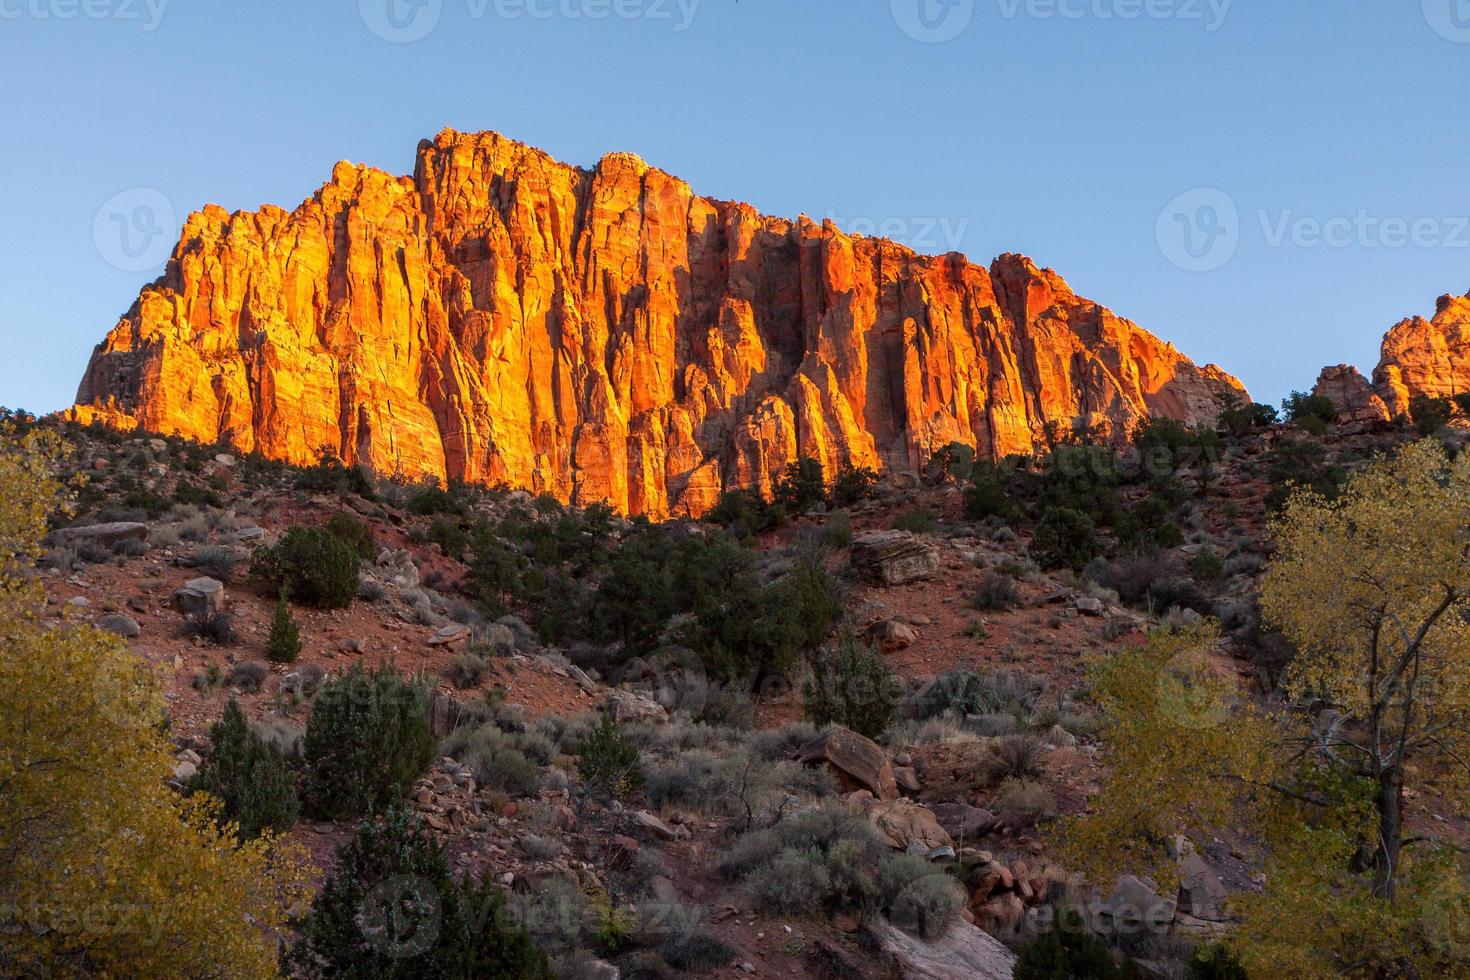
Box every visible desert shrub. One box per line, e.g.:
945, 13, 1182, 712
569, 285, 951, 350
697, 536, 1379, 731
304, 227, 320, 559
442, 722, 553, 792
657, 930, 737, 973
191, 545, 239, 579
266, 590, 301, 664
969, 570, 1020, 611
926, 442, 976, 484
831, 463, 879, 506
705, 488, 785, 535
447, 651, 493, 689
1132, 416, 1220, 477
407, 484, 462, 516
771, 457, 828, 513
285, 807, 552, 979
1410, 393, 1454, 435
467, 532, 526, 619
985, 734, 1047, 782
1013, 907, 1127, 979
188, 699, 299, 840
223, 660, 266, 692
292, 452, 377, 500
893, 508, 935, 534
1187, 548, 1224, 584
994, 778, 1055, 825
719, 807, 939, 917
965, 461, 1019, 521
428, 517, 468, 558
912, 669, 1041, 722
1217, 396, 1278, 438
803, 632, 900, 739
184, 610, 238, 647
324, 511, 376, 560
113, 537, 150, 558
1031, 506, 1097, 570
250, 525, 360, 609
1147, 576, 1214, 616
577, 716, 643, 801
1265, 438, 1344, 511
173, 481, 221, 508
823, 509, 854, 548
1282, 390, 1337, 430
301, 664, 434, 819
122, 487, 172, 517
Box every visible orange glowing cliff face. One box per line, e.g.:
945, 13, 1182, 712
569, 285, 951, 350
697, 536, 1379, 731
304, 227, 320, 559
72, 129, 1247, 518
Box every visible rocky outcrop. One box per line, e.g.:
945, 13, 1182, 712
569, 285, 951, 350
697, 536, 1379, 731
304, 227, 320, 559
72, 129, 1245, 517
1370, 291, 1470, 418
850, 530, 940, 586
1312, 364, 1391, 426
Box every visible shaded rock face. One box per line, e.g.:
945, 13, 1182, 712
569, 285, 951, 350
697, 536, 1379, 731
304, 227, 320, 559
1372, 292, 1470, 417
72, 129, 1244, 517
1313, 364, 1391, 426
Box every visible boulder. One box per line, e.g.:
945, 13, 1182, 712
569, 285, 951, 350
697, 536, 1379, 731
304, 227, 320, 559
796, 727, 898, 800
1075, 595, 1105, 616
930, 802, 1000, 840
57, 521, 149, 548
172, 577, 225, 617
599, 690, 668, 725
864, 618, 919, 651
375, 548, 420, 589
97, 614, 141, 638
850, 531, 940, 586
868, 917, 1015, 979
862, 799, 954, 852
427, 624, 471, 648
1175, 850, 1229, 922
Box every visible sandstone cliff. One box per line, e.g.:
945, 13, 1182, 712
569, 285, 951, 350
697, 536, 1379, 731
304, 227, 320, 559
1313, 290, 1470, 426
73, 129, 1245, 517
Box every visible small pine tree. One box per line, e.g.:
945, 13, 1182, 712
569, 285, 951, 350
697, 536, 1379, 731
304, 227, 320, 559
302, 664, 435, 819
1013, 907, 1128, 979
577, 716, 643, 802
285, 807, 552, 978
188, 698, 300, 840
803, 632, 899, 739
266, 589, 301, 664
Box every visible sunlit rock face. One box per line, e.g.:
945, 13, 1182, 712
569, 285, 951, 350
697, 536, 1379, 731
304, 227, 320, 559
72, 129, 1244, 517
1372, 292, 1470, 418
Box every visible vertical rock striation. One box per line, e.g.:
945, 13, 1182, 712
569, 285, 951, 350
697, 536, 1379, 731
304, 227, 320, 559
73, 129, 1245, 517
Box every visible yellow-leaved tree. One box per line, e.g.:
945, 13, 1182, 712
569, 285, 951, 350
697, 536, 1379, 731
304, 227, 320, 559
0, 420, 309, 978
1060, 439, 1470, 978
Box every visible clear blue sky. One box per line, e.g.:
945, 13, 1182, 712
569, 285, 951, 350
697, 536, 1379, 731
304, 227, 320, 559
4, 0, 1469, 413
